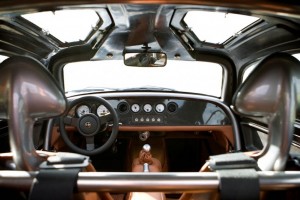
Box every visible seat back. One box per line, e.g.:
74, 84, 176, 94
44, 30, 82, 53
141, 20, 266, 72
0, 56, 66, 170
233, 52, 300, 171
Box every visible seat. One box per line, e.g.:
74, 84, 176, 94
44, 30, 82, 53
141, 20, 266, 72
179, 52, 300, 200
0, 56, 113, 200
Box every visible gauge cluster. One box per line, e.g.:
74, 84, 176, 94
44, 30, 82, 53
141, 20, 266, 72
129, 103, 166, 113
123, 101, 178, 124
75, 101, 172, 118
75, 104, 110, 117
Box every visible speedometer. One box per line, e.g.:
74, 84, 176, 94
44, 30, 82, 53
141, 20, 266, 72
97, 105, 110, 116
76, 105, 90, 117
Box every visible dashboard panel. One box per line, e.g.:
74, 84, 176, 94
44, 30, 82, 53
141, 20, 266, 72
64, 92, 240, 150
70, 95, 231, 127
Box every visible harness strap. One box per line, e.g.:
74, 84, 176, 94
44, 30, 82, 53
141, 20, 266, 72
29, 153, 89, 200
218, 168, 259, 200
29, 168, 80, 200
209, 152, 259, 200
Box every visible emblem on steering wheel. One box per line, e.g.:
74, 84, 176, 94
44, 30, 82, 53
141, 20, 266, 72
85, 121, 92, 128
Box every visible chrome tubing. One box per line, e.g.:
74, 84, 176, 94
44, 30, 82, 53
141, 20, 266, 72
0, 171, 299, 192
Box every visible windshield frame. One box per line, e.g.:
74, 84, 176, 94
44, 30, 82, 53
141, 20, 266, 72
62, 58, 228, 99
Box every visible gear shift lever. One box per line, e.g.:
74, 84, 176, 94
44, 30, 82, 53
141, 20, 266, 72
138, 144, 153, 172
129, 144, 165, 199
132, 143, 162, 172
141, 144, 151, 172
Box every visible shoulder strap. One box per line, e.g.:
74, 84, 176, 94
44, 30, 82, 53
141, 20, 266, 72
29, 168, 80, 200
209, 152, 260, 200
29, 153, 89, 200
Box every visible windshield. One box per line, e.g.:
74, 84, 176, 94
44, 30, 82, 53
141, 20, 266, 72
63, 60, 223, 97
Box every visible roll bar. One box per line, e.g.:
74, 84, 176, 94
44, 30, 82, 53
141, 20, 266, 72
0, 171, 299, 192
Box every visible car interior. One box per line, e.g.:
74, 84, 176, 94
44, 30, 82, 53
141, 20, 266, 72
0, 1, 300, 200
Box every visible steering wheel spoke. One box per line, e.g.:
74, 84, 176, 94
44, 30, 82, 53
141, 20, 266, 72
63, 116, 78, 126
86, 136, 95, 151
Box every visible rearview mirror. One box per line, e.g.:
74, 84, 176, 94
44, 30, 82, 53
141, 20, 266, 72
124, 52, 167, 67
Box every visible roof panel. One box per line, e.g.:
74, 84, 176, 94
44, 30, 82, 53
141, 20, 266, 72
184, 11, 259, 44
22, 10, 100, 43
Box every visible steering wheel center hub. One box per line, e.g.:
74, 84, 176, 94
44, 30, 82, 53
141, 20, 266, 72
78, 113, 100, 136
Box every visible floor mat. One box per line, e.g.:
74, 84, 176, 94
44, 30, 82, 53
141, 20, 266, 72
90, 139, 128, 172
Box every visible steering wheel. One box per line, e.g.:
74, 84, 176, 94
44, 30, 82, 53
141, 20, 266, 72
59, 96, 119, 156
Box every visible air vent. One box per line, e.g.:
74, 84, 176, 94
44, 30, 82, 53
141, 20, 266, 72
167, 102, 178, 113
118, 102, 129, 113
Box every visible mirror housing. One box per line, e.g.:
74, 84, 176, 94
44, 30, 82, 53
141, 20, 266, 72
124, 52, 167, 67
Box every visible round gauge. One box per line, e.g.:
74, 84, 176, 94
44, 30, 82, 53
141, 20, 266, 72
131, 103, 140, 113
143, 104, 152, 112
155, 103, 165, 113
97, 105, 110, 116
76, 105, 90, 117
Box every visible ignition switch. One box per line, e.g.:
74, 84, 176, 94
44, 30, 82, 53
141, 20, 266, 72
139, 131, 150, 141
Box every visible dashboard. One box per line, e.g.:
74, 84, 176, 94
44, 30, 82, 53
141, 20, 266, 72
63, 92, 240, 150
69, 93, 232, 127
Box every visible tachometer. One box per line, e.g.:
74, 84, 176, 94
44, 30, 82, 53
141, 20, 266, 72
97, 105, 110, 116
76, 105, 90, 117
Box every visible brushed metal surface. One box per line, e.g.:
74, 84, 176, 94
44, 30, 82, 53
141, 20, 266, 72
0, 171, 300, 191
233, 53, 300, 171
0, 56, 66, 170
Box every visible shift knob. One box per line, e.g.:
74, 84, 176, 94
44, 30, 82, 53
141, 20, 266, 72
141, 144, 151, 172
143, 144, 151, 152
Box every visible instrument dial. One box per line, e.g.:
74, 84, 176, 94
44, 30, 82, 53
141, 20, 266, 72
97, 105, 110, 116
131, 104, 140, 112
76, 105, 90, 117
155, 103, 165, 113
143, 104, 152, 112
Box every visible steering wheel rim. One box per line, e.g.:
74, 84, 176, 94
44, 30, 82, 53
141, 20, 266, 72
59, 96, 119, 156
